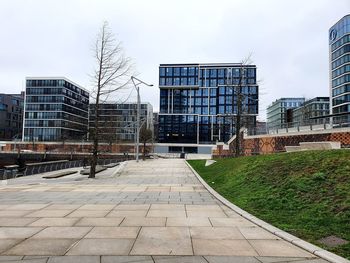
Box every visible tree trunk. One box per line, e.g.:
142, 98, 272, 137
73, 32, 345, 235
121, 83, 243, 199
143, 141, 146, 160
89, 135, 98, 178
235, 94, 242, 157
89, 94, 101, 179
235, 67, 244, 158
89, 37, 103, 178
89, 22, 133, 177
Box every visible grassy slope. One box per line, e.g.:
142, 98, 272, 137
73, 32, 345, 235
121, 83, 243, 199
188, 150, 350, 259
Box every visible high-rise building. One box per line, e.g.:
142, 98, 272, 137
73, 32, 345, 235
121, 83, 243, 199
266, 98, 305, 130
88, 102, 153, 142
23, 78, 89, 141
329, 15, 350, 125
292, 97, 330, 126
158, 63, 258, 144
0, 92, 24, 140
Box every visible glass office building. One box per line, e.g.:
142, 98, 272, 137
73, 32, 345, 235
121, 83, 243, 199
292, 97, 330, 126
329, 15, 350, 125
88, 102, 153, 142
158, 63, 258, 144
266, 98, 305, 130
23, 78, 89, 141
0, 92, 24, 140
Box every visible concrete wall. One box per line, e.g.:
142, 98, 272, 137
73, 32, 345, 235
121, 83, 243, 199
154, 143, 214, 154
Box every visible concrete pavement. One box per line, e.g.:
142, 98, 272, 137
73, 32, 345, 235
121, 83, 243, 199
0, 159, 326, 262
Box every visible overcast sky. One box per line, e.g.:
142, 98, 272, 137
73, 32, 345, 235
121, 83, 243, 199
0, 0, 349, 120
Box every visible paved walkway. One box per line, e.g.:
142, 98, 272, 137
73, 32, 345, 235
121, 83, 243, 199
0, 159, 326, 263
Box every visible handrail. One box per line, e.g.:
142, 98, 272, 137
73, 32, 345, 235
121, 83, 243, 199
0, 158, 120, 180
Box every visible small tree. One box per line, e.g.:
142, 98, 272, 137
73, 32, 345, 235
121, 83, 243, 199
234, 64, 245, 157
232, 56, 257, 157
89, 22, 133, 178
139, 124, 152, 160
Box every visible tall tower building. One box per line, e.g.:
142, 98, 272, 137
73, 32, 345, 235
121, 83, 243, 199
329, 15, 350, 125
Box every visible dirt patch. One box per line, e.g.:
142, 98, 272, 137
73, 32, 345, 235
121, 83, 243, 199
318, 235, 348, 247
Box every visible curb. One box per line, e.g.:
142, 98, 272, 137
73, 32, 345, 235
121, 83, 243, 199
185, 160, 350, 263
0, 180, 7, 186
111, 161, 127, 177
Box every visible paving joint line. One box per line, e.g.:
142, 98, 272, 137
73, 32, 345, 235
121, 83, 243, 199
63, 238, 80, 256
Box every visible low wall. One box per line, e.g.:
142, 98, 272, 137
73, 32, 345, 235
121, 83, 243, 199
0, 142, 152, 154
213, 128, 350, 157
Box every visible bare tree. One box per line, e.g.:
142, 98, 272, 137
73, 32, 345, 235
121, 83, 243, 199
233, 56, 257, 157
89, 22, 133, 178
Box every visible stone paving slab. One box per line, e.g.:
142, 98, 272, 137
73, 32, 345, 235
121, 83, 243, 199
66, 239, 134, 255
190, 227, 245, 239
130, 227, 193, 255
121, 217, 166, 227
4, 239, 78, 256
85, 227, 139, 239
0, 159, 325, 262
75, 217, 124, 227
0, 227, 42, 239
48, 256, 100, 263
249, 240, 313, 257
29, 217, 80, 227
0, 218, 38, 227
101, 256, 153, 263
166, 217, 211, 227
194, 239, 259, 256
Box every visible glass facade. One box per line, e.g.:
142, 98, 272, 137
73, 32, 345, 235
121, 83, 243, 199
23, 78, 89, 141
158, 63, 258, 144
292, 97, 330, 126
330, 15, 350, 124
88, 103, 153, 142
266, 98, 305, 130
0, 93, 24, 140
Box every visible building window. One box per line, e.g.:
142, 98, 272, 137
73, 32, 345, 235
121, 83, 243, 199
166, 78, 172, 85
173, 67, 180, 76
188, 67, 196, 76
210, 69, 217, 78
188, 77, 195, 85
166, 67, 173, 76
181, 67, 188, 76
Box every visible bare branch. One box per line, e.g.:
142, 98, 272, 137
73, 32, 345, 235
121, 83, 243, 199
88, 21, 135, 178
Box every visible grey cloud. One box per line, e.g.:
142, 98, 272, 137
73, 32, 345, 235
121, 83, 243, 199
0, 0, 348, 119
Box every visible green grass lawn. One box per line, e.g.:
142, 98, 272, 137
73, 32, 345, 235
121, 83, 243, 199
188, 150, 350, 259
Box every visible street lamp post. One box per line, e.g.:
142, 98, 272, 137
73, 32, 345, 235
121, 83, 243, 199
131, 76, 153, 162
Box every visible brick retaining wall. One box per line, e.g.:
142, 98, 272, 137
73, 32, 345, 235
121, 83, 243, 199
213, 129, 350, 157
1, 142, 152, 154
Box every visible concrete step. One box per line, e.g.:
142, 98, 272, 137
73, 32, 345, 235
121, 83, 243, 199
285, 146, 303, 152
299, 141, 341, 150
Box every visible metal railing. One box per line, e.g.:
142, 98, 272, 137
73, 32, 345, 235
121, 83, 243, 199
24, 160, 82, 176
0, 158, 119, 180
255, 120, 350, 136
